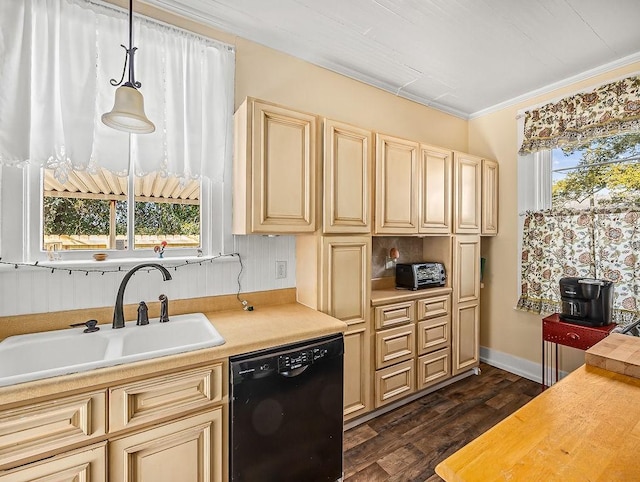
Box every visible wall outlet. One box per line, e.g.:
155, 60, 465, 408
276, 260, 287, 279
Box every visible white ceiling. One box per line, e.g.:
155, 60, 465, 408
144, 0, 640, 118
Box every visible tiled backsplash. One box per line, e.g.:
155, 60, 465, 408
371, 236, 425, 279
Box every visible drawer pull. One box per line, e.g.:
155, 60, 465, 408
568, 332, 580, 340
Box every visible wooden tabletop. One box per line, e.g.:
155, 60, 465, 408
435, 364, 640, 481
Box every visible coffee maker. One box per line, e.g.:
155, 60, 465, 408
559, 277, 614, 326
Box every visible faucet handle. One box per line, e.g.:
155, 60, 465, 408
159, 294, 169, 323
70, 319, 100, 333
137, 301, 150, 326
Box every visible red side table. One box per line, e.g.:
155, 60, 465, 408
542, 313, 615, 388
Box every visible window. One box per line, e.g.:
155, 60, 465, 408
42, 168, 201, 255
517, 132, 640, 324
0, 0, 235, 263
551, 133, 640, 209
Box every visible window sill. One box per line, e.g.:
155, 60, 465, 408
0, 254, 237, 272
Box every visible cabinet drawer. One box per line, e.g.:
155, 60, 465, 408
0, 391, 106, 470
375, 325, 416, 369
416, 295, 450, 321
417, 315, 450, 355
0, 442, 106, 482
109, 363, 223, 433
374, 359, 415, 408
417, 348, 450, 390
374, 301, 415, 329
542, 320, 610, 351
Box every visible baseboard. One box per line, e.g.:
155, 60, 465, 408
480, 346, 568, 384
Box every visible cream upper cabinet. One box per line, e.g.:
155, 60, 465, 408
233, 97, 317, 234
374, 133, 419, 234
419, 145, 452, 234
482, 158, 499, 235
296, 235, 372, 420
323, 119, 372, 234
452, 235, 480, 375
453, 152, 482, 234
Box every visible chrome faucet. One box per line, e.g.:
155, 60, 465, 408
113, 263, 172, 329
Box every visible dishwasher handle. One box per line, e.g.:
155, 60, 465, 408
279, 365, 310, 378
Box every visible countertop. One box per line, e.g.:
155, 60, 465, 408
0, 302, 347, 407
435, 335, 640, 481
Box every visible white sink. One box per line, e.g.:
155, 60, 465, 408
0, 313, 225, 387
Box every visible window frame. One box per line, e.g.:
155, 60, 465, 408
13, 164, 225, 265
517, 150, 551, 299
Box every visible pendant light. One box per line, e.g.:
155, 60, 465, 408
101, 0, 155, 134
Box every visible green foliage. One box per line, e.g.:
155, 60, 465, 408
552, 133, 640, 208
43, 197, 126, 235
134, 202, 200, 235
43, 198, 199, 237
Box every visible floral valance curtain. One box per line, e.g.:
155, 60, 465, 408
0, 0, 234, 183
517, 208, 640, 326
519, 75, 640, 154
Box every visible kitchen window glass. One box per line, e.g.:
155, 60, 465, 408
42, 168, 201, 255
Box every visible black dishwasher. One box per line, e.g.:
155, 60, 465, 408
230, 333, 344, 482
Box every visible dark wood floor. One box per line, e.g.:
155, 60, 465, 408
343, 363, 541, 481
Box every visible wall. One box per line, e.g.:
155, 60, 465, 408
469, 62, 640, 376
0, 1, 468, 318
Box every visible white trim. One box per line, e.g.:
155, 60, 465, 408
470, 52, 640, 119
479, 345, 569, 384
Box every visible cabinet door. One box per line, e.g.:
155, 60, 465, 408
109, 409, 223, 482
0, 443, 106, 482
482, 158, 499, 235
453, 153, 481, 234
321, 237, 371, 327
452, 235, 481, 375
233, 98, 317, 234
419, 145, 452, 234
452, 303, 480, 375
374, 133, 419, 234
323, 119, 372, 233
320, 236, 372, 419
453, 235, 480, 305
343, 327, 371, 421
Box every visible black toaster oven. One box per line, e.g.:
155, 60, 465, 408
396, 262, 446, 290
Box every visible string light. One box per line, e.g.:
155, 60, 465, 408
1, 253, 249, 309
0, 253, 240, 275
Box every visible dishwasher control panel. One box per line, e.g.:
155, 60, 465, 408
278, 347, 331, 371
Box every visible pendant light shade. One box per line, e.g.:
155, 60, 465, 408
102, 84, 155, 134
102, 0, 154, 134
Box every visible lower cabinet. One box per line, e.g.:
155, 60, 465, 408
343, 326, 371, 419
372, 291, 452, 409
109, 409, 223, 482
452, 235, 481, 375
0, 362, 226, 482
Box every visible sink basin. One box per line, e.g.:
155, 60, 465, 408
0, 313, 225, 387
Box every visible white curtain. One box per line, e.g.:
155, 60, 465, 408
0, 0, 234, 183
